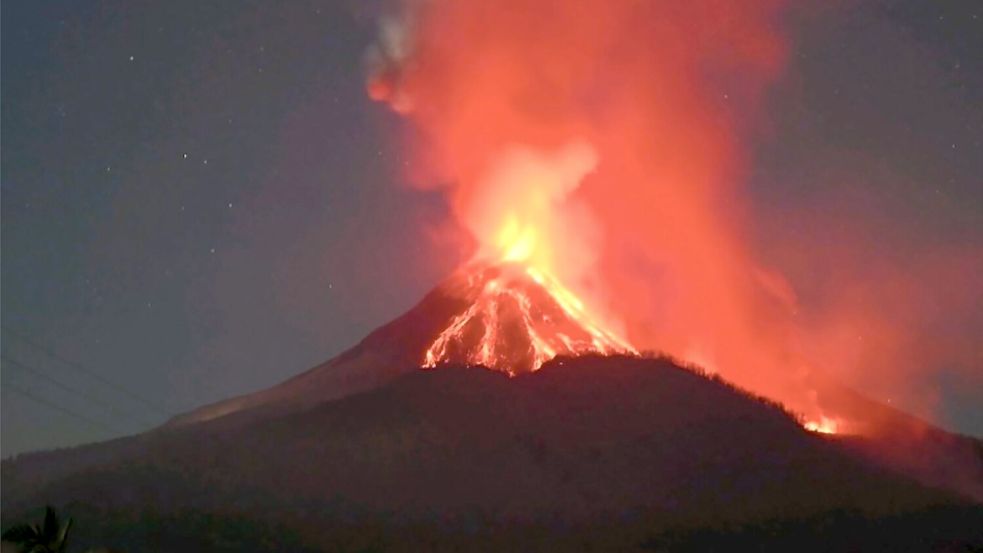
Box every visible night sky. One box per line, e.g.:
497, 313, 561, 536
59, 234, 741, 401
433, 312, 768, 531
2, 1, 981, 456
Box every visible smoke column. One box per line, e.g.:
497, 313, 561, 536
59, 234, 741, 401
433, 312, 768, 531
366, 0, 981, 433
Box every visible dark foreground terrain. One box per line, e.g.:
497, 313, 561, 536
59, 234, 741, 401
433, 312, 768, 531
3, 356, 982, 552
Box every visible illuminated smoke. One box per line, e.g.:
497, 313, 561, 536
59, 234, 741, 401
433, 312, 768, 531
365, 0, 978, 436
365, 0, 808, 409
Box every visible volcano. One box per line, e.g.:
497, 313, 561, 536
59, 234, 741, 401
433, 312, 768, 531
2, 266, 982, 552
168, 261, 634, 426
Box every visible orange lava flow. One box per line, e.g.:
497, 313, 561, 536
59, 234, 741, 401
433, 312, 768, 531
803, 416, 839, 435
423, 263, 636, 375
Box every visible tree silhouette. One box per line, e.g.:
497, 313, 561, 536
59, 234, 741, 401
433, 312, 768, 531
1, 506, 72, 553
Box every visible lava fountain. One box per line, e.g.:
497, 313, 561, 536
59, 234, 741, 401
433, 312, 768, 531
422, 142, 636, 375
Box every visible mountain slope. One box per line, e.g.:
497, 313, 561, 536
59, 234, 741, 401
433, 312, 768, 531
3, 356, 981, 551
164, 270, 471, 427
167, 262, 631, 427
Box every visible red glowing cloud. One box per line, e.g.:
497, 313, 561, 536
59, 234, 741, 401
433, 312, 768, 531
366, 0, 980, 435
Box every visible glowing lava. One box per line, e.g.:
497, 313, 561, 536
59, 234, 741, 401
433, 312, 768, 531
804, 416, 839, 435
423, 262, 635, 375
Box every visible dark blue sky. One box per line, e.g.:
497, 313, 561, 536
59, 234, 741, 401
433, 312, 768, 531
2, 1, 980, 455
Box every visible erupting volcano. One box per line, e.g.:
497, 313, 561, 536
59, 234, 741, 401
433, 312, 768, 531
401, 137, 636, 375
423, 262, 635, 375
3, 0, 982, 550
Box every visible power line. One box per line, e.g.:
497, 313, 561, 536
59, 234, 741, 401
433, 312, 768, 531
1, 355, 157, 427
2, 381, 122, 434
1, 324, 171, 418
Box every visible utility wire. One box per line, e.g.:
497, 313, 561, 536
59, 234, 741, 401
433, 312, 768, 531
1, 355, 157, 427
1, 324, 171, 418
2, 380, 123, 434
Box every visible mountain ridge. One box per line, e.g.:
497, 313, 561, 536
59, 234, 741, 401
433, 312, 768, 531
3, 355, 981, 551
3, 259, 982, 550
166, 261, 633, 427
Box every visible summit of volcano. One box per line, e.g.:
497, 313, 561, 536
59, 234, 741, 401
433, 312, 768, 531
167, 261, 634, 427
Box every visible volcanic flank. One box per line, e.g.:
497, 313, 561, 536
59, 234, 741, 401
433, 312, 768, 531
2, 266, 982, 551
165, 261, 635, 426
3, 358, 981, 551
3, 223, 982, 549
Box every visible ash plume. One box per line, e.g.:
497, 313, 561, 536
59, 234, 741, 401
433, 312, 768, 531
364, 0, 982, 442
